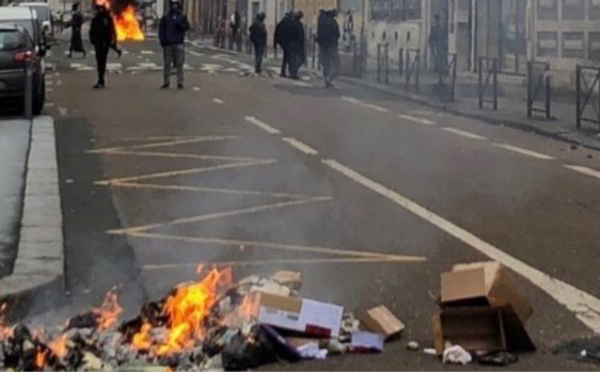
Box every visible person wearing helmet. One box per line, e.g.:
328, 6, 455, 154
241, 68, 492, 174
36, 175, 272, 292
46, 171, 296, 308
159, 0, 190, 89
249, 12, 267, 74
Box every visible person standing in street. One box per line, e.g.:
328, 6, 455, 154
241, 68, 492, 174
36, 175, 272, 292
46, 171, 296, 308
229, 10, 241, 50
159, 0, 190, 89
67, 2, 86, 58
89, 4, 116, 89
249, 12, 267, 75
274, 12, 292, 77
317, 8, 340, 88
287, 10, 305, 80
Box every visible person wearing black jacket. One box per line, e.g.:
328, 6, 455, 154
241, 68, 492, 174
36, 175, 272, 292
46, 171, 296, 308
287, 10, 305, 80
89, 4, 116, 88
159, 0, 190, 89
317, 8, 340, 88
274, 12, 291, 77
67, 2, 85, 58
249, 12, 267, 74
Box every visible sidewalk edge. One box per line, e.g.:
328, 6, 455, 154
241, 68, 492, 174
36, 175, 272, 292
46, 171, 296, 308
339, 77, 600, 152
0, 116, 64, 321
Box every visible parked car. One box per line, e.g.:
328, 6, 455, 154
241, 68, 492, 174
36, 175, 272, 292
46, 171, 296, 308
18, 2, 52, 38
0, 7, 47, 114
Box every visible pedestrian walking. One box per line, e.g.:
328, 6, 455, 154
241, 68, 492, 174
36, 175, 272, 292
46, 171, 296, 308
66, 3, 85, 58
158, 0, 190, 89
249, 12, 267, 75
274, 12, 292, 77
287, 10, 305, 80
343, 8, 354, 42
317, 8, 340, 88
429, 13, 448, 84
89, 3, 116, 89
229, 10, 241, 50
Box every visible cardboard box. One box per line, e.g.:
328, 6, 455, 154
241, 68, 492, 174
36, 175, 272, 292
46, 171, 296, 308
441, 262, 533, 323
250, 292, 343, 338
360, 306, 405, 340
435, 262, 536, 354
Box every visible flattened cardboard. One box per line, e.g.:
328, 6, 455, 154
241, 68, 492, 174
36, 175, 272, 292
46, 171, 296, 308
361, 306, 405, 340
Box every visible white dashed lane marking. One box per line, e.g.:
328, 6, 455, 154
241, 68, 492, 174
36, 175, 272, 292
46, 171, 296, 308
564, 165, 600, 180
398, 113, 436, 125
282, 137, 318, 155
441, 127, 487, 140
245, 116, 280, 134
494, 143, 555, 160
212, 98, 224, 104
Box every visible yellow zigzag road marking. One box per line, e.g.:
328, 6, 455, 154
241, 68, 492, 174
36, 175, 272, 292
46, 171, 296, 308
124, 232, 426, 261
87, 136, 240, 153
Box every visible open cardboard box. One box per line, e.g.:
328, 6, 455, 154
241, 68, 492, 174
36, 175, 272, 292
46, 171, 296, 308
434, 262, 536, 354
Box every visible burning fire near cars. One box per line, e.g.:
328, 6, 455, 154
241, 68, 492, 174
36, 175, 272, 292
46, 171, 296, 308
95, 0, 144, 41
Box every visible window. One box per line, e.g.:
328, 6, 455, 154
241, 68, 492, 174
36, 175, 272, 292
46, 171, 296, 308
562, 0, 585, 20
0, 30, 25, 51
536, 0, 558, 21
370, 0, 421, 22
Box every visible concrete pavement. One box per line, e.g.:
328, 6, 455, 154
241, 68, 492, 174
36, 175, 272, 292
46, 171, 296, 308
32, 38, 600, 369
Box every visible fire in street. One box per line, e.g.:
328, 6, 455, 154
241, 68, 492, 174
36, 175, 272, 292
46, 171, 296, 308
95, 0, 145, 41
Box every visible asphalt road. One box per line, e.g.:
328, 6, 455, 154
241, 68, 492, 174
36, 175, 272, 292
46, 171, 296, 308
36, 37, 600, 370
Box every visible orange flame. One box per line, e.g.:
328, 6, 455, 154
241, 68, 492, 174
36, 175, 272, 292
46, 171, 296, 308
34, 349, 48, 369
131, 267, 233, 356
93, 287, 123, 332
49, 334, 69, 359
115, 6, 145, 41
0, 303, 13, 340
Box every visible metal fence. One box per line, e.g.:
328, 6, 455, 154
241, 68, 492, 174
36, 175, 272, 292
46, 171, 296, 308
478, 57, 498, 111
527, 61, 552, 120
576, 65, 600, 129
377, 43, 389, 84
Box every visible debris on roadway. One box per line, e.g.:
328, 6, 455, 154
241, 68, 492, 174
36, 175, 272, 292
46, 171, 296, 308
0, 268, 405, 371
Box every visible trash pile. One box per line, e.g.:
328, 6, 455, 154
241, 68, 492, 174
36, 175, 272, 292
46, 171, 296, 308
431, 261, 536, 366
0, 268, 405, 371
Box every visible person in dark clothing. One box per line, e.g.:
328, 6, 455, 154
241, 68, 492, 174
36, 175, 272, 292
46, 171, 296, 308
317, 8, 340, 88
274, 12, 292, 77
429, 13, 448, 84
287, 10, 305, 80
229, 10, 241, 50
67, 3, 86, 58
249, 12, 267, 74
158, 0, 190, 89
89, 4, 116, 88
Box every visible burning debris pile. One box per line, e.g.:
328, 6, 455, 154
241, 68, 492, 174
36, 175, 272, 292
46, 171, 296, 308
0, 268, 404, 371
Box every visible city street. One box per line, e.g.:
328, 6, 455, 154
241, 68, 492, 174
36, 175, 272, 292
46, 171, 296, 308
35, 37, 600, 369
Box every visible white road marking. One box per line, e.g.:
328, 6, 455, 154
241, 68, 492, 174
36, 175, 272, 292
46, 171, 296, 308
44, 102, 54, 108
222, 67, 240, 72
187, 50, 204, 57
341, 96, 361, 104
212, 98, 224, 104
362, 103, 389, 113
282, 137, 318, 155
76, 66, 94, 71
107, 63, 123, 70
69, 63, 83, 68
58, 107, 67, 116
46, 88, 53, 92
322, 158, 600, 334
398, 113, 436, 125
564, 165, 600, 180
494, 143, 555, 160
46, 81, 54, 86
192, 87, 201, 91
441, 127, 487, 140
245, 116, 280, 134
291, 80, 312, 87
140, 50, 154, 55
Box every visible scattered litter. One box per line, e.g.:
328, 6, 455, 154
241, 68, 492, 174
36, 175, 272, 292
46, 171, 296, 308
297, 343, 328, 360
349, 331, 384, 353
423, 348, 437, 356
478, 351, 519, 366
443, 345, 472, 365
406, 341, 420, 351
581, 349, 588, 358
361, 305, 404, 340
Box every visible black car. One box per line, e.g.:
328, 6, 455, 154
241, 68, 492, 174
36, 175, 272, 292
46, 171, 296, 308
0, 6, 47, 115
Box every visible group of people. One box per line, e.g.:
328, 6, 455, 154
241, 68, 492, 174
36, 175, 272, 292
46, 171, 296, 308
248, 8, 340, 88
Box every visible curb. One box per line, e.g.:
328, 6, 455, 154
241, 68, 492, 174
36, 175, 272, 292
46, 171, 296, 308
0, 116, 64, 322
339, 77, 600, 153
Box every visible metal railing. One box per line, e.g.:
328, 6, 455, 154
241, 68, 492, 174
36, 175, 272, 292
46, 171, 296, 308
376, 43, 389, 84
478, 57, 498, 111
398, 48, 404, 76
351, 36, 366, 78
576, 65, 600, 129
527, 61, 552, 120
405, 48, 420, 92
437, 53, 457, 102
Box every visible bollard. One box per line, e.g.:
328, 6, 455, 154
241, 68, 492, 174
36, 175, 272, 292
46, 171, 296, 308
23, 62, 33, 120
492, 59, 498, 111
